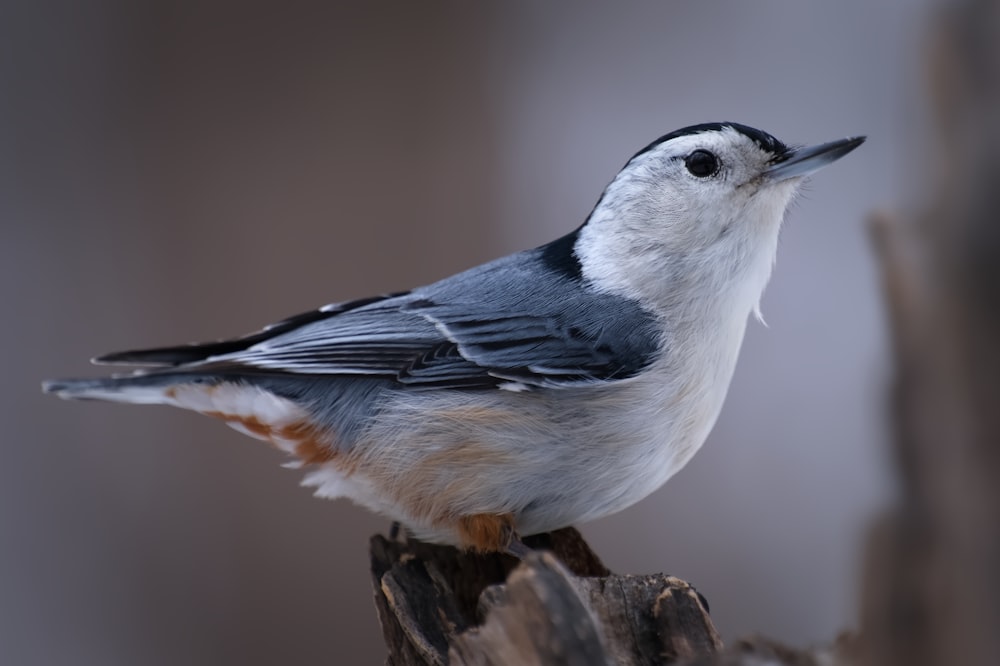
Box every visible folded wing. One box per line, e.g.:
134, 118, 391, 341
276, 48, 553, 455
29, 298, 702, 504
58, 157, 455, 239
92, 249, 663, 392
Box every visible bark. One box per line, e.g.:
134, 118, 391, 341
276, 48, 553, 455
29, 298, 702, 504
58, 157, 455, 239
370, 528, 721, 665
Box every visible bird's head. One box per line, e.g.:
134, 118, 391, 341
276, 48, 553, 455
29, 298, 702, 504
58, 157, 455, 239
575, 122, 864, 314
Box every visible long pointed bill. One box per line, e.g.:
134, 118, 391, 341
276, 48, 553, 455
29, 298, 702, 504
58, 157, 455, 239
766, 136, 866, 181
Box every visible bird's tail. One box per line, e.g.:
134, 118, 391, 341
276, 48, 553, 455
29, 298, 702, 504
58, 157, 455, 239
43, 368, 327, 462
42, 372, 206, 405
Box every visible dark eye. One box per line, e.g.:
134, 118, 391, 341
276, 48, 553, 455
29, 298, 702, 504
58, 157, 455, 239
684, 150, 720, 178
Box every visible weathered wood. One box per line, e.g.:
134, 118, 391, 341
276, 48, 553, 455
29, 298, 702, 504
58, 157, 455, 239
370, 528, 721, 665
674, 634, 858, 666
450, 552, 608, 666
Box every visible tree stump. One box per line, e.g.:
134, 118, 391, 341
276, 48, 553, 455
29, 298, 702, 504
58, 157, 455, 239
370, 528, 721, 665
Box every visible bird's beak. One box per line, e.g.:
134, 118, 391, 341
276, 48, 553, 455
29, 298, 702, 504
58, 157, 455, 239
766, 136, 866, 181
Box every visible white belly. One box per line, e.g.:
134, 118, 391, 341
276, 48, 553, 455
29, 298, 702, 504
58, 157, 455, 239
300, 330, 743, 544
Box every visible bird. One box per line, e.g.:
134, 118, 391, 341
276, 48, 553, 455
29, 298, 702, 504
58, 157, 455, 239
44, 123, 865, 556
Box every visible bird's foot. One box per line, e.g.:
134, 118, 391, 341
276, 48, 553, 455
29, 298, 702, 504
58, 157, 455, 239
504, 536, 533, 559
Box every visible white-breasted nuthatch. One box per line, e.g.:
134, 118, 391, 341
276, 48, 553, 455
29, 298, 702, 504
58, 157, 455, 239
44, 123, 864, 555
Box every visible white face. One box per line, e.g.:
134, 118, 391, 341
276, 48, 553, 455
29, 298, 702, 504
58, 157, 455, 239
608, 126, 799, 252
577, 125, 801, 311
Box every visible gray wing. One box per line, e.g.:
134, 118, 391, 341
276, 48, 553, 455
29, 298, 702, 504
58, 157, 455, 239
102, 244, 663, 391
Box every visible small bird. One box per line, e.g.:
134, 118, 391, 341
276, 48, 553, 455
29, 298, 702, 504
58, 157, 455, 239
44, 123, 864, 556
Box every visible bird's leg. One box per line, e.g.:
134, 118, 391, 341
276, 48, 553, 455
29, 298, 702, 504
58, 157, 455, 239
505, 535, 534, 559
388, 520, 402, 541
456, 512, 533, 556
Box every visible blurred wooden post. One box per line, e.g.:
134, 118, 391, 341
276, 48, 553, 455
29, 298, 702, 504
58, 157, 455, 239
861, 1, 1000, 665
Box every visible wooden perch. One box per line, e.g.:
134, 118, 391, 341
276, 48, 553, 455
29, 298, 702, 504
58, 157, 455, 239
370, 529, 856, 665
370, 527, 722, 665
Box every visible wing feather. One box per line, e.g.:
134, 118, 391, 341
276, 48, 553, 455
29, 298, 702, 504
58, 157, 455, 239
97, 247, 662, 391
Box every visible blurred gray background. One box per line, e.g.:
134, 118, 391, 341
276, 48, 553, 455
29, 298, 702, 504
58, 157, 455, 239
3, 1, 930, 664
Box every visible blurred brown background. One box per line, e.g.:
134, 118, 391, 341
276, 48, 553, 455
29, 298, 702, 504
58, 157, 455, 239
2, 2, 930, 664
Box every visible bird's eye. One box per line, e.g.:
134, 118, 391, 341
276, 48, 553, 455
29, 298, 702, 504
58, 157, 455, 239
684, 150, 720, 178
